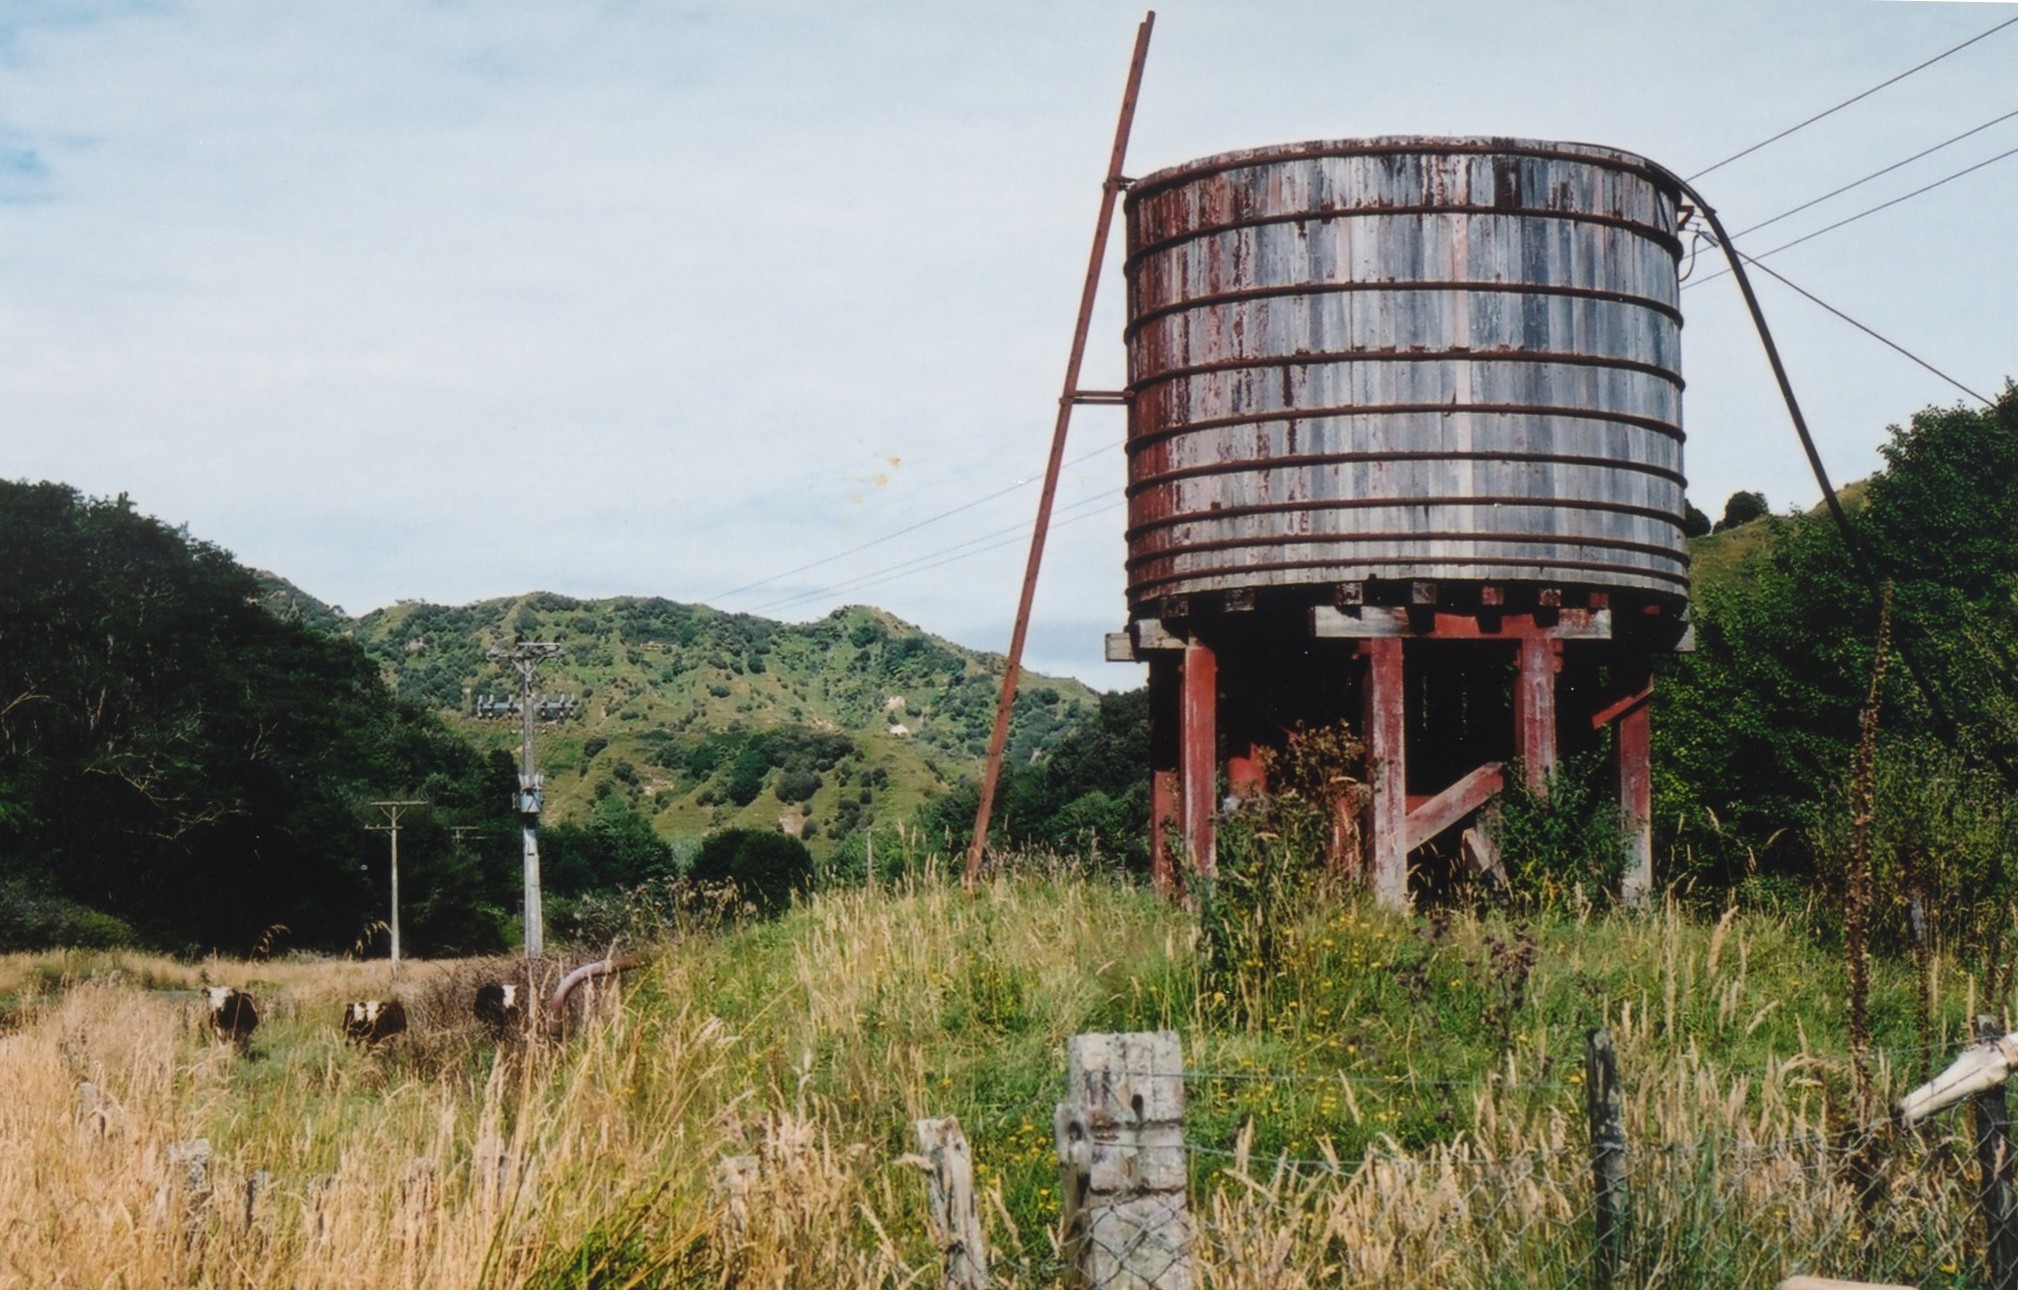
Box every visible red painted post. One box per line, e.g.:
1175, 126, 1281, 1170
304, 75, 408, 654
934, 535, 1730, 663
1151, 769, 1180, 895
1225, 743, 1265, 799
1363, 638, 1408, 910
1515, 637, 1562, 795
1615, 663, 1654, 905
1147, 654, 1180, 896
1180, 638, 1217, 877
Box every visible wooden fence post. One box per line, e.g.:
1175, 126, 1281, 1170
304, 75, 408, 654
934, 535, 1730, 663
1054, 1030, 1193, 1290
242, 1169, 273, 1233
915, 1116, 989, 1289
1586, 1028, 1626, 1290
306, 1174, 337, 1244
400, 1156, 435, 1260
1973, 1015, 2018, 1290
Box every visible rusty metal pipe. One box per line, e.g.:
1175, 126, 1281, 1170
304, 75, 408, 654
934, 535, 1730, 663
965, 11, 1154, 887
545, 955, 643, 1024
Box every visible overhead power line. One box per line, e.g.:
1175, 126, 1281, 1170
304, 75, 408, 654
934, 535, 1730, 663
771, 502, 1128, 616
1686, 139, 2018, 287
709, 437, 1123, 603
1687, 11, 2018, 181
1724, 105, 2018, 242
747, 490, 1121, 617
1735, 256, 1993, 406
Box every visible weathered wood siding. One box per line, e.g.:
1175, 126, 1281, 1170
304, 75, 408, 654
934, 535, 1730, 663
1123, 137, 1688, 608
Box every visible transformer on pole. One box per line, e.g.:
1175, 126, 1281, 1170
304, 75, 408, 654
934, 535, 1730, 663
488, 640, 563, 958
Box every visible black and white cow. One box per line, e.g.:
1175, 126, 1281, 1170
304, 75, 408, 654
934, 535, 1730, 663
205, 987, 258, 1046
342, 999, 408, 1046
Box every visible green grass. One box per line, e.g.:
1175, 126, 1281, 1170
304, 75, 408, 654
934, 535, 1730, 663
3, 871, 1996, 1286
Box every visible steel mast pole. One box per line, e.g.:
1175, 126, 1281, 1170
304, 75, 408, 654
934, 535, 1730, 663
965, 11, 1154, 887
489, 641, 562, 959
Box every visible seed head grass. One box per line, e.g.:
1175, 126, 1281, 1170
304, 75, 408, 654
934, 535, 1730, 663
0, 869, 1995, 1286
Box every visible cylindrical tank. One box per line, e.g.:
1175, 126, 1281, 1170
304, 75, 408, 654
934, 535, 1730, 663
1123, 137, 1688, 612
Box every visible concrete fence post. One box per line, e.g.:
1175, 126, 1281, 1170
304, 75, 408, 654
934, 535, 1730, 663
914, 1115, 989, 1289
715, 1154, 760, 1246
1054, 1030, 1193, 1290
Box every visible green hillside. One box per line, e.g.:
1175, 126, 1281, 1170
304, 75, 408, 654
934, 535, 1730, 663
321, 592, 1101, 852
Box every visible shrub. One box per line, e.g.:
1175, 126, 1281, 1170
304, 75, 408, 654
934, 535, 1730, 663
1198, 720, 1366, 1024
688, 829, 813, 916
0, 879, 138, 951
774, 769, 821, 804
724, 748, 769, 806
1490, 754, 1627, 910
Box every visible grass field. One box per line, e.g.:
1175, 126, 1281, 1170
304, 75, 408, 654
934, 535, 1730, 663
0, 868, 1998, 1287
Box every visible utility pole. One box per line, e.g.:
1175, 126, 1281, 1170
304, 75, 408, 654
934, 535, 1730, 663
488, 641, 563, 959
367, 799, 426, 978
966, 13, 1153, 887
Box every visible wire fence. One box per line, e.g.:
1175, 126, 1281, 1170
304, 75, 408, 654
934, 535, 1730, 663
1176, 1125, 1981, 1289
1015, 1028, 2010, 1290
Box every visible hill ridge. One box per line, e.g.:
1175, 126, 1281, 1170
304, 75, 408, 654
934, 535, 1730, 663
257, 577, 1099, 850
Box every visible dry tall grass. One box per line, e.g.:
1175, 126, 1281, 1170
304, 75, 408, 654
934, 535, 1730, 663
0, 877, 1995, 1287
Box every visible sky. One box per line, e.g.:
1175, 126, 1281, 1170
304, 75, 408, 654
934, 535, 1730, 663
3, 0, 2015, 689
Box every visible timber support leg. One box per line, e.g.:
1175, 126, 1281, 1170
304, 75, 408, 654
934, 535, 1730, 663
1180, 638, 1218, 878
1615, 662, 1654, 906
1515, 636, 1562, 795
1147, 655, 1181, 896
1363, 638, 1408, 910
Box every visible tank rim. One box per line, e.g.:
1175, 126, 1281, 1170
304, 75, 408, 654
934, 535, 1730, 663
1127, 136, 1682, 205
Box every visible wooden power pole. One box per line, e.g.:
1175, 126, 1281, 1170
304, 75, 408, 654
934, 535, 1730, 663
367, 799, 426, 978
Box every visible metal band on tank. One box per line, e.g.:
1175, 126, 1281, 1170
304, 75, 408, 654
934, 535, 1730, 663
1124, 205, 1685, 272
1125, 452, 1688, 496
1126, 495, 1688, 539
1124, 139, 1684, 205
1125, 279, 1684, 341
1124, 402, 1687, 453
1128, 550, 1693, 600
1128, 531, 1690, 574
1126, 349, 1686, 396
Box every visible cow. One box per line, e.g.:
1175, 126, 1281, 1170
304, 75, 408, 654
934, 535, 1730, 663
205, 987, 258, 1047
473, 981, 520, 1035
341, 999, 408, 1046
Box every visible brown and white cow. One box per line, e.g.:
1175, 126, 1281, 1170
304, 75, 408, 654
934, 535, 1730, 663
205, 987, 258, 1046
341, 1000, 408, 1046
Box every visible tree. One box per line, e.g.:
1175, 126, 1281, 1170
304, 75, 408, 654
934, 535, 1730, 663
1714, 490, 1769, 532
924, 687, 1151, 870
0, 482, 513, 952
689, 827, 812, 915
1659, 387, 2018, 891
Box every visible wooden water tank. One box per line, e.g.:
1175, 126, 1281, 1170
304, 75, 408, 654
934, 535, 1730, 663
1123, 137, 1689, 612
